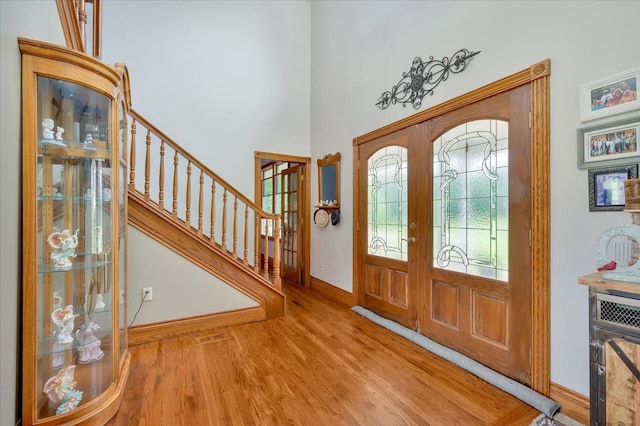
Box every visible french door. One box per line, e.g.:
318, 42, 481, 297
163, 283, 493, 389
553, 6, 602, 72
281, 165, 303, 283
356, 85, 534, 384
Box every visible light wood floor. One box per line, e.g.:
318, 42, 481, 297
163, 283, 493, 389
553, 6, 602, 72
107, 282, 541, 425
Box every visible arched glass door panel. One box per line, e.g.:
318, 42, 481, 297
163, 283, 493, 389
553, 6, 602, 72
432, 119, 509, 281
367, 145, 408, 261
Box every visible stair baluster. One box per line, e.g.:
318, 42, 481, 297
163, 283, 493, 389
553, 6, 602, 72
198, 170, 204, 236
159, 140, 165, 210
129, 119, 136, 191
233, 197, 238, 258
244, 206, 249, 266
172, 151, 178, 219
144, 128, 151, 201
222, 188, 228, 251
185, 161, 192, 227
210, 181, 216, 244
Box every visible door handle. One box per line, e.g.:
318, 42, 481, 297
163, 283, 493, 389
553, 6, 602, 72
402, 237, 416, 244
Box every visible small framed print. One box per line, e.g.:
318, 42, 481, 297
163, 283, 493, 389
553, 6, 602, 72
579, 66, 640, 122
577, 117, 640, 169
588, 164, 638, 212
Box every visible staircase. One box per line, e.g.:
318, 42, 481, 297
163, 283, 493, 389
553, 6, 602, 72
54, 0, 286, 342
126, 110, 285, 337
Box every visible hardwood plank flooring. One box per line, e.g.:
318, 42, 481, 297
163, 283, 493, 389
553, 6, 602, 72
107, 282, 540, 425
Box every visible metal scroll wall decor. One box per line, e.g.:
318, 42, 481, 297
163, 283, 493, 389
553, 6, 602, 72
376, 48, 480, 110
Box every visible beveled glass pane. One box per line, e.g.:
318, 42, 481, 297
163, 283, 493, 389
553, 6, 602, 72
432, 119, 508, 281
262, 179, 272, 196
274, 194, 281, 214
262, 196, 272, 214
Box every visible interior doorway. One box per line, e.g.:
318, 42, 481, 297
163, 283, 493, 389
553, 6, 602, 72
255, 151, 311, 287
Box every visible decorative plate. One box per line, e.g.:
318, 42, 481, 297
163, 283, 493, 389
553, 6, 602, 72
314, 209, 329, 227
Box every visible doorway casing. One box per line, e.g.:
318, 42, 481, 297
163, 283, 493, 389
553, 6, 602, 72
254, 151, 312, 287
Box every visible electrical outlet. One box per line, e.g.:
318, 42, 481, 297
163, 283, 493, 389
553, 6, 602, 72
142, 287, 153, 301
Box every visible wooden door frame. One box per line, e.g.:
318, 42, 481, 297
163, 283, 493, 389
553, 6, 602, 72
352, 60, 551, 395
255, 151, 312, 287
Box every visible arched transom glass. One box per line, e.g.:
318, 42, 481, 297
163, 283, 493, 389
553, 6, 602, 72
433, 119, 509, 281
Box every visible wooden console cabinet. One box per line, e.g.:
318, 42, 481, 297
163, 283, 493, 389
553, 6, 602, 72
20, 37, 131, 425
579, 272, 640, 426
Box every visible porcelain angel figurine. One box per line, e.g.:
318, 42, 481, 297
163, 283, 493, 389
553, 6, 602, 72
43, 365, 84, 415
51, 305, 78, 344
76, 322, 104, 364
47, 229, 79, 268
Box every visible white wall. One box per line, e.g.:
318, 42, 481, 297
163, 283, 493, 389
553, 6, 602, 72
100, 1, 311, 331
127, 227, 258, 325
309, 0, 640, 397
0, 2, 65, 424
101, 0, 312, 198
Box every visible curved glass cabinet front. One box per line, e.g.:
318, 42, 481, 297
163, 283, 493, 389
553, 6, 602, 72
35, 75, 116, 420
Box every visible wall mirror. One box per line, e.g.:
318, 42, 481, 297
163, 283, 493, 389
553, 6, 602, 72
317, 152, 340, 208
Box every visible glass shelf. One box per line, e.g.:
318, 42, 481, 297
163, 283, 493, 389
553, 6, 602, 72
39, 140, 110, 161
37, 195, 112, 202
38, 260, 111, 274
37, 328, 112, 357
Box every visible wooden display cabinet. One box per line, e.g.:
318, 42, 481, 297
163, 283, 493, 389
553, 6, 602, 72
20, 38, 130, 425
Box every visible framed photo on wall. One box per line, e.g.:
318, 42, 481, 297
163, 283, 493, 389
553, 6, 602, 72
577, 117, 640, 169
579, 66, 640, 122
588, 164, 638, 211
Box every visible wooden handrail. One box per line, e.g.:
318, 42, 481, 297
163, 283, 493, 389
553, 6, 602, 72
128, 110, 267, 213
127, 108, 281, 290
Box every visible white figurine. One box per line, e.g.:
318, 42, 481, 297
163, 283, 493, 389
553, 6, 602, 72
84, 134, 96, 150
42, 118, 55, 139
76, 322, 104, 364
55, 126, 65, 140
51, 305, 78, 344
94, 294, 105, 311
47, 229, 79, 268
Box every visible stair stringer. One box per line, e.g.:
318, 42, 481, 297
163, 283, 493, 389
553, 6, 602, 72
127, 192, 285, 345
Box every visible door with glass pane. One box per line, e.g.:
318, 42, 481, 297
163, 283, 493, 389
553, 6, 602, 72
422, 87, 532, 384
356, 127, 419, 328
356, 86, 533, 384
281, 165, 303, 283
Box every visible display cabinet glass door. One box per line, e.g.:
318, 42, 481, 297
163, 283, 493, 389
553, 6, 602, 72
35, 75, 115, 419
118, 98, 128, 362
